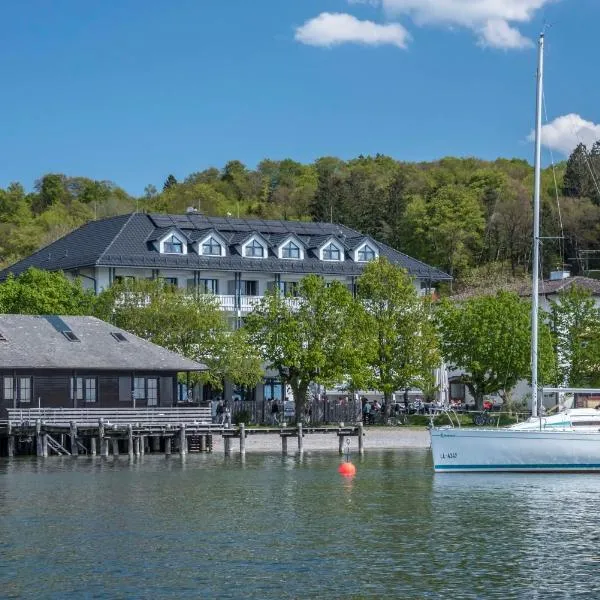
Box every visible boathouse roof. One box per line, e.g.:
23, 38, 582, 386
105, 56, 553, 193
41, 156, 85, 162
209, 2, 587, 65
0, 314, 206, 371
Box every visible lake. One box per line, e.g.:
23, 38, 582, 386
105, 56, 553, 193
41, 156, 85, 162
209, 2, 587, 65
1, 450, 599, 599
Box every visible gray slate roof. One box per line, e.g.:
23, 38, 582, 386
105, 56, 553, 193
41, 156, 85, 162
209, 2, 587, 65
0, 213, 451, 281
0, 315, 207, 371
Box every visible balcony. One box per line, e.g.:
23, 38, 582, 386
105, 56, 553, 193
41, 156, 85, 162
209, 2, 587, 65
214, 295, 300, 314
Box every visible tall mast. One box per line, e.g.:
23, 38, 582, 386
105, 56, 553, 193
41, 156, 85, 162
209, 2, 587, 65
531, 33, 544, 418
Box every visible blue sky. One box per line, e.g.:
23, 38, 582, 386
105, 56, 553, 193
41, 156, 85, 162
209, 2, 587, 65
0, 0, 597, 195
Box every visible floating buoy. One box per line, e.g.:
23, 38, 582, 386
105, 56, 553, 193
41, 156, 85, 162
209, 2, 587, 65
338, 462, 356, 477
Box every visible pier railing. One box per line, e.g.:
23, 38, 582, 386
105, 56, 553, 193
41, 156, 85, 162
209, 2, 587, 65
7, 407, 212, 427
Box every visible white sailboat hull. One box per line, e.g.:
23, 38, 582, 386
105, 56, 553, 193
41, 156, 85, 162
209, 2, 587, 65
430, 427, 600, 472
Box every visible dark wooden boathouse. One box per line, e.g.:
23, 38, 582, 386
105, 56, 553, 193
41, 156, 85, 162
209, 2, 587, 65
0, 314, 206, 413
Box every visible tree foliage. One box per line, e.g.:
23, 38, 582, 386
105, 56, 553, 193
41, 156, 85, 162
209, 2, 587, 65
96, 279, 263, 390
550, 285, 600, 387
437, 292, 556, 408
0, 268, 97, 315
244, 275, 361, 420
355, 258, 440, 412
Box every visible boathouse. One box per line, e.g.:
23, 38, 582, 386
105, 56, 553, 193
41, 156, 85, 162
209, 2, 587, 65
0, 314, 206, 414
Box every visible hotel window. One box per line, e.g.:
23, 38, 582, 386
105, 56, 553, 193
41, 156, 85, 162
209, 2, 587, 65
281, 281, 299, 297
73, 377, 84, 401
244, 239, 265, 258
281, 241, 301, 259
199, 279, 219, 294
164, 235, 184, 254
202, 237, 222, 256
241, 280, 258, 296
19, 377, 32, 403
322, 243, 341, 261
147, 378, 158, 406
161, 277, 178, 288
3, 376, 14, 401
72, 377, 97, 402
357, 245, 376, 262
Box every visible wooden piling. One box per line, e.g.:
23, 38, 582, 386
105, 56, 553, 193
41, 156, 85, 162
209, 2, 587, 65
36, 420, 43, 457
140, 436, 145, 456
42, 433, 48, 458
224, 436, 231, 455
179, 424, 187, 456
297, 422, 304, 453
165, 436, 172, 455
70, 421, 78, 456
281, 435, 288, 456
90, 437, 97, 456
127, 425, 134, 458
112, 438, 119, 456
338, 434, 344, 455
152, 436, 160, 452
134, 436, 140, 456
7, 435, 15, 458
239, 424, 246, 455
199, 435, 206, 452
358, 422, 364, 455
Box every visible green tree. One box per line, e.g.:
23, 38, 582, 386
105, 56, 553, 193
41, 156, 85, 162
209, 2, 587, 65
563, 143, 597, 201
163, 174, 178, 191
356, 258, 440, 416
244, 275, 362, 421
437, 292, 556, 409
550, 285, 600, 387
0, 268, 97, 315
95, 279, 263, 389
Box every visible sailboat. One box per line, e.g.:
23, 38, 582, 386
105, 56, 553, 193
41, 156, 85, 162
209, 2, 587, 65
430, 34, 600, 472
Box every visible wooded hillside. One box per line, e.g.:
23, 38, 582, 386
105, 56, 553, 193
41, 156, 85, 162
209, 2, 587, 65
2, 144, 599, 290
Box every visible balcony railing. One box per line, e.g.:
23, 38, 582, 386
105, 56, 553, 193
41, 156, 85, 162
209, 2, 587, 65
214, 295, 301, 313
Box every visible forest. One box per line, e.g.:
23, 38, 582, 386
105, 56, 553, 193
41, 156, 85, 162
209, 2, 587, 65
1, 142, 600, 292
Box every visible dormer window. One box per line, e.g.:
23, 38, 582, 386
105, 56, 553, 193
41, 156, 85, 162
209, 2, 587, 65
164, 235, 184, 254
244, 239, 265, 258
282, 241, 301, 259
202, 237, 222, 256
357, 244, 376, 262
322, 243, 341, 261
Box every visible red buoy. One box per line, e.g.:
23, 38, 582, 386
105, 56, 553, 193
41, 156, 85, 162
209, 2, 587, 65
338, 462, 357, 477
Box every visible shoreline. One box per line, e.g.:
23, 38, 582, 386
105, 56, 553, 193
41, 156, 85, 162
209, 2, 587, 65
210, 426, 430, 454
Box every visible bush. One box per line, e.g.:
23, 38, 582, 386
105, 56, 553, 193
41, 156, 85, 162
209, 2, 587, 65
234, 409, 252, 425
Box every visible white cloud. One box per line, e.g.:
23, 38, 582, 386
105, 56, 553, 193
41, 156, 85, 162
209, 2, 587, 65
528, 114, 600, 155
477, 19, 533, 49
345, 0, 558, 49
295, 12, 410, 49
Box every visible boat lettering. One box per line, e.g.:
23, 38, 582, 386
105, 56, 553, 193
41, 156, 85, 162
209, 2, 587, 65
440, 452, 457, 459
440, 433, 456, 438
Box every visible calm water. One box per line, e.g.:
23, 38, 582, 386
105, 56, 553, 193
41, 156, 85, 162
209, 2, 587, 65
1, 450, 600, 599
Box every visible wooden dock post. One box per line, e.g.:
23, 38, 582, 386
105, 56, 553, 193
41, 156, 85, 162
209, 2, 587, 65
338, 433, 345, 455
224, 435, 231, 456
99, 419, 108, 457
42, 433, 48, 458
239, 424, 246, 456
134, 436, 140, 457
36, 420, 43, 457
199, 435, 206, 452
140, 435, 145, 456
165, 436, 172, 455
281, 435, 288, 456
358, 422, 364, 455
179, 424, 187, 456
70, 421, 79, 456
152, 436, 160, 452
297, 422, 304, 454
90, 437, 97, 456
112, 438, 119, 456
127, 424, 134, 458
7, 434, 15, 458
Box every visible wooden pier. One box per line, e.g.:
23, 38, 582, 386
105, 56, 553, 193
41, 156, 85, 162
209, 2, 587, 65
0, 408, 365, 458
